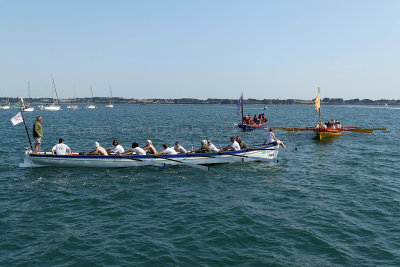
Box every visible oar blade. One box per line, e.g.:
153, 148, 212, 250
183, 162, 210, 171
347, 128, 374, 133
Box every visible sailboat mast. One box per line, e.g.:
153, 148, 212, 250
109, 85, 112, 105
28, 81, 31, 101
51, 75, 60, 105
90, 86, 94, 104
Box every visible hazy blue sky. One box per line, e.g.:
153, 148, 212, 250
1, 0, 399, 100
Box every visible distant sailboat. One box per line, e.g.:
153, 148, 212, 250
106, 85, 113, 108
86, 87, 96, 109
1, 89, 11, 110
22, 81, 35, 112
40, 75, 61, 111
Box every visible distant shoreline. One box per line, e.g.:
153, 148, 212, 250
1, 97, 399, 105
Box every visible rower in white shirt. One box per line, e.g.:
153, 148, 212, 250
207, 140, 220, 152
106, 139, 125, 154
52, 138, 71, 155
221, 136, 241, 151
160, 144, 177, 155
123, 142, 146, 155
174, 142, 187, 154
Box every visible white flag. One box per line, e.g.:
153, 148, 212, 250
11, 112, 23, 126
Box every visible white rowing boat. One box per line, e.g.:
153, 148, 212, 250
20, 144, 279, 170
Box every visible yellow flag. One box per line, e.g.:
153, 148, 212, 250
314, 93, 320, 112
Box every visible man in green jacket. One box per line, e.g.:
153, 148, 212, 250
195, 140, 212, 153
33, 116, 43, 154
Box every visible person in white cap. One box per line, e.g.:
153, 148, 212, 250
85, 142, 108, 155
195, 140, 212, 153
142, 140, 157, 154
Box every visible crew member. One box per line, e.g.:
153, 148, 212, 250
51, 138, 71, 155
85, 142, 108, 155
264, 128, 287, 148
33, 116, 43, 154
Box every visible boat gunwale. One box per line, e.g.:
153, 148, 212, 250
29, 144, 276, 160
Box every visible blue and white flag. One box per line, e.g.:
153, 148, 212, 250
237, 96, 243, 115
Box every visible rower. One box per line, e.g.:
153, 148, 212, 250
159, 144, 178, 155
195, 140, 212, 153
123, 142, 146, 155
106, 139, 125, 154
51, 138, 71, 155
236, 136, 248, 149
207, 140, 220, 152
142, 140, 157, 154
221, 136, 241, 151
85, 142, 108, 155
174, 142, 187, 154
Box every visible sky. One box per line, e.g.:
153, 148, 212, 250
1, 0, 400, 100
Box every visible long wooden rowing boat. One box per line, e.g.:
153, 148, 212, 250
20, 144, 279, 169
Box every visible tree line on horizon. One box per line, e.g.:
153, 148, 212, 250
1, 97, 399, 105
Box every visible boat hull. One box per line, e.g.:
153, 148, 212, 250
238, 123, 267, 132
315, 129, 343, 139
20, 145, 279, 168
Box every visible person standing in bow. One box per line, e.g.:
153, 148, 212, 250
33, 116, 43, 154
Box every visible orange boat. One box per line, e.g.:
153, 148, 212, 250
314, 127, 343, 140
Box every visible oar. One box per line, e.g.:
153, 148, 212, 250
344, 128, 374, 133
117, 155, 166, 168
153, 155, 210, 171
273, 127, 314, 131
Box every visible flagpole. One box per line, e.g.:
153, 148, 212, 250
20, 108, 33, 150
318, 87, 321, 124
241, 92, 244, 119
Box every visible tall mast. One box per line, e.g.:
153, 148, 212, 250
51, 75, 59, 105
90, 86, 94, 104
109, 85, 112, 105
28, 81, 31, 101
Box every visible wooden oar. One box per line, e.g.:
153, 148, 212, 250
153, 155, 210, 171
273, 127, 314, 131
344, 128, 374, 133
118, 155, 166, 168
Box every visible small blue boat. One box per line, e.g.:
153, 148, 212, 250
238, 122, 268, 131
236, 93, 268, 132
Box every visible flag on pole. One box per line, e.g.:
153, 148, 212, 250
314, 92, 320, 112
11, 112, 23, 126
237, 95, 243, 115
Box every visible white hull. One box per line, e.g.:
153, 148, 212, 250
106, 104, 113, 108
1, 105, 11, 110
67, 105, 78, 109
20, 145, 279, 168
23, 107, 35, 112
86, 105, 96, 109
39, 105, 61, 111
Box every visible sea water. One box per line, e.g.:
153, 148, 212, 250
0, 104, 399, 265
